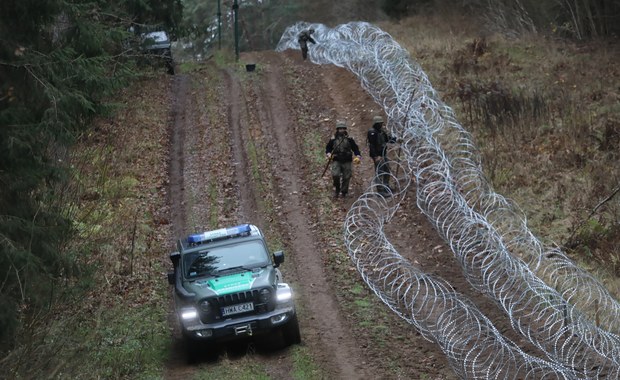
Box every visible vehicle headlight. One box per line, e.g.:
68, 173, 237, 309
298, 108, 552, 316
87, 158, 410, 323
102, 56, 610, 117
259, 288, 271, 303
276, 287, 292, 303
181, 307, 198, 320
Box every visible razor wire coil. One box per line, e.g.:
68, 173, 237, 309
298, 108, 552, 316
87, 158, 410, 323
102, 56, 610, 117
277, 21, 620, 379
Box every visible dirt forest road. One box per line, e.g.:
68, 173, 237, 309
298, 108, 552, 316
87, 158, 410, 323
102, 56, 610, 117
161, 50, 536, 379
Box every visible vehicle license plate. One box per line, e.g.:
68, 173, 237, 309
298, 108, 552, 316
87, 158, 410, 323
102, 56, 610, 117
222, 302, 254, 316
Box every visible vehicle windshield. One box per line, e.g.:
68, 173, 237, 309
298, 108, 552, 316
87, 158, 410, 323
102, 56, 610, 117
183, 240, 270, 279
141, 31, 170, 50
143, 31, 169, 43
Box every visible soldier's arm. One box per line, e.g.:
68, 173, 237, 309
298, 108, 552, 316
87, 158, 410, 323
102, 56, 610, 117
308, 37, 316, 44
367, 130, 379, 157
349, 138, 361, 157
325, 139, 334, 154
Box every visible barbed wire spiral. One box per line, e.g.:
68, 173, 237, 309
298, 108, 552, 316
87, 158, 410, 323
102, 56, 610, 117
276, 22, 620, 379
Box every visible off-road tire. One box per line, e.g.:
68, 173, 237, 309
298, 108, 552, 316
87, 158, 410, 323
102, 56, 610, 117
184, 338, 218, 364
281, 313, 302, 346
184, 338, 201, 364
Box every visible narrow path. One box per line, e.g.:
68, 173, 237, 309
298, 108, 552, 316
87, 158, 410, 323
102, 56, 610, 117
164, 74, 195, 380
168, 74, 189, 238
222, 67, 297, 378
224, 68, 260, 224
244, 51, 372, 379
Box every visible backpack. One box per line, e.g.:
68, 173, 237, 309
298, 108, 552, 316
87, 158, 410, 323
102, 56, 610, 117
367, 128, 387, 157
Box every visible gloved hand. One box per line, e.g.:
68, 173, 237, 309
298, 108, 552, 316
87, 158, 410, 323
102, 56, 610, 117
353, 156, 361, 164
326, 153, 332, 160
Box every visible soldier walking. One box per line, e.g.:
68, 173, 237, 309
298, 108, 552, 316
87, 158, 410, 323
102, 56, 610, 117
325, 120, 361, 198
297, 29, 316, 60
367, 115, 395, 195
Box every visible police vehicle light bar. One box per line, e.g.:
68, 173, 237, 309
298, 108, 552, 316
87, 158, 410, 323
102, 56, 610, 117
187, 224, 252, 245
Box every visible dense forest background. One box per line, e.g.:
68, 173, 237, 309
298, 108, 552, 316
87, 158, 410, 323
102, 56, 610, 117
0, 0, 183, 351
1, 0, 619, 362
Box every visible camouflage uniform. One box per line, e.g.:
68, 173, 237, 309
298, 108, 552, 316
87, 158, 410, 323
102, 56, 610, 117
325, 121, 361, 197
297, 29, 316, 60
367, 115, 395, 194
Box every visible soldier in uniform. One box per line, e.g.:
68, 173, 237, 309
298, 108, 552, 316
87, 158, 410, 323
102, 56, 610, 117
297, 28, 316, 60
367, 115, 395, 195
325, 120, 361, 198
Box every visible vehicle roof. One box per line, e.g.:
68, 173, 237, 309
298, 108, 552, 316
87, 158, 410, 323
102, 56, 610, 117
177, 224, 264, 254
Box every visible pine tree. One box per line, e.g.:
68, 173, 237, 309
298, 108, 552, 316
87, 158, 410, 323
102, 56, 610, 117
0, 0, 182, 351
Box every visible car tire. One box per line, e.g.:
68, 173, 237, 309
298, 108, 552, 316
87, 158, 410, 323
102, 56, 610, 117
184, 338, 201, 364
281, 313, 301, 346
184, 338, 218, 364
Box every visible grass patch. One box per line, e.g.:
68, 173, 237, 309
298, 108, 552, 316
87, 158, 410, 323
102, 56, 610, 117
178, 60, 205, 73
2, 292, 170, 379
291, 345, 323, 380
85, 304, 169, 379
213, 50, 236, 68
349, 284, 365, 295
193, 356, 270, 379
245, 139, 262, 183
302, 128, 327, 168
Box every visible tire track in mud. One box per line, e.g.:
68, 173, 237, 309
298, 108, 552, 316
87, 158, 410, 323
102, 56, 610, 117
164, 64, 300, 378
221, 67, 297, 378
240, 51, 372, 379
164, 74, 195, 380
168, 74, 189, 239
223, 68, 260, 224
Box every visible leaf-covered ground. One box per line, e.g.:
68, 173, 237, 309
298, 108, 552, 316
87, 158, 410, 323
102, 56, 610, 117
5, 15, 618, 379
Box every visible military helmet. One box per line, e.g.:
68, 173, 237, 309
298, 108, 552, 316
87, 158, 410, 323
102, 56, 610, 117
372, 115, 384, 124
335, 120, 347, 129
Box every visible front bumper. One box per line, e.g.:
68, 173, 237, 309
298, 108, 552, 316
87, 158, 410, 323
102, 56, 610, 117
181, 304, 296, 341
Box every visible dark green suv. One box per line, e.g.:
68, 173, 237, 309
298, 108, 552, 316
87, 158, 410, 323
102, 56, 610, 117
167, 224, 300, 359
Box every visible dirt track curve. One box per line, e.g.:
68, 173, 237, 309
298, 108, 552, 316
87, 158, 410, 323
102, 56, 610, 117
161, 50, 543, 379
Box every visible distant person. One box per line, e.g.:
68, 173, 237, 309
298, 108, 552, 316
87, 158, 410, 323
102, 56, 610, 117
297, 29, 316, 60
325, 120, 361, 198
367, 115, 395, 195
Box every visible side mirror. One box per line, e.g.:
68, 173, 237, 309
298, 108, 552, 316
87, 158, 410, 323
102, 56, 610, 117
170, 251, 180, 267
273, 251, 284, 267
168, 252, 180, 285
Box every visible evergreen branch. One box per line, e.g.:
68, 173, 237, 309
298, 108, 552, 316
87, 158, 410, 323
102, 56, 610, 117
23, 64, 59, 121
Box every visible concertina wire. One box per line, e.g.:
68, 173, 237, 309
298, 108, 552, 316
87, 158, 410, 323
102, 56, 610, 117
276, 22, 620, 379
